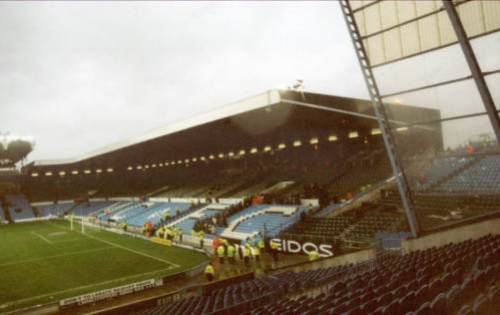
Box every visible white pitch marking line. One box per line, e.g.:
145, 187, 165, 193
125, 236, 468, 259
83, 232, 181, 268
0, 246, 114, 268
50, 238, 86, 244
46, 220, 180, 268
31, 231, 53, 244
2, 266, 174, 307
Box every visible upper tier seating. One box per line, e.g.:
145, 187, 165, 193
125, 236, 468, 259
270, 149, 391, 204
131, 233, 500, 315
326, 155, 391, 198
27, 136, 391, 203
6, 195, 35, 222
416, 156, 475, 190
437, 155, 500, 194
381, 188, 500, 230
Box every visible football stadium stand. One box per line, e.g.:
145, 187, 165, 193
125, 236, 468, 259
107, 202, 154, 223
167, 203, 307, 240
413, 155, 477, 190
174, 217, 198, 234
227, 205, 306, 239
126, 202, 191, 227
33, 201, 115, 218
341, 210, 406, 248
283, 213, 357, 244
8, 90, 499, 314
130, 234, 500, 315
36, 202, 73, 217
380, 190, 500, 231
170, 203, 229, 234
68, 200, 195, 227
23, 91, 441, 203
72, 201, 115, 217
95, 201, 134, 221
282, 203, 408, 251
2, 0, 500, 312
436, 154, 500, 194
5, 194, 35, 222
373, 150, 500, 231
409, 150, 500, 194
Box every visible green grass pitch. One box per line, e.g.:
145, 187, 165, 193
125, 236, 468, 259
0, 220, 207, 312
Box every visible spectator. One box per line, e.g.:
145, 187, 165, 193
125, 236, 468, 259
253, 244, 261, 263
300, 211, 306, 222
237, 244, 243, 261
227, 243, 236, 264
243, 244, 251, 267
270, 239, 279, 263
204, 263, 215, 282
308, 249, 320, 261
198, 231, 205, 249
177, 228, 183, 243
212, 238, 220, 255
217, 245, 225, 264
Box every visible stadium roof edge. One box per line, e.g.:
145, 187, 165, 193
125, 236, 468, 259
31, 89, 283, 166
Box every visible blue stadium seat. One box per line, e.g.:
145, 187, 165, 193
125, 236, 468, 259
7, 194, 35, 221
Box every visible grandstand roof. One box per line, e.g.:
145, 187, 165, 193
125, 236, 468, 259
30, 90, 282, 166
24, 89, 440, 172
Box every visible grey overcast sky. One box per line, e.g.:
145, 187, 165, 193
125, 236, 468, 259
0, 1, 367, 162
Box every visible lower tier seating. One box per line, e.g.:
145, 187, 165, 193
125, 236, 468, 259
130, 233, 500, 315
6, 194, 35, 222
218, 204, 306, 240
283, 203, 407, 249
437, 155, 500, 194
72, 201, 115, 217
36, 202, 74, 217
381, 190, 500, 230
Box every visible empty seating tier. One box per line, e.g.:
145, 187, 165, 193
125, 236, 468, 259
283, 204, 408, 249
219, 204, 306, 239
131, 234, 500, 315
6, 195, 35, 222
437, 155, 500, 194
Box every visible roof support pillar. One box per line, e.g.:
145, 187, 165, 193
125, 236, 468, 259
339, 0, 420, 237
